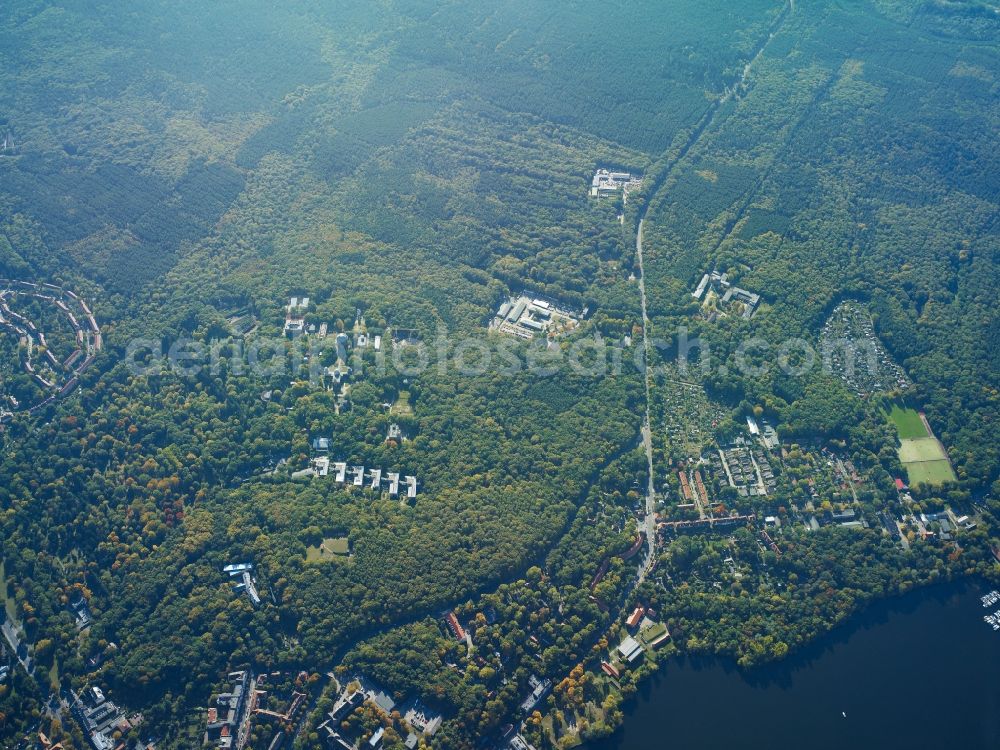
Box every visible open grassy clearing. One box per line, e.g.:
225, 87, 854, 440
391, 389, 414, 417
0, 559, 17, 622
887, 404, 928, 440
305, 536, 351, 563
898, 437, 947, 464
905, 460, 956, 487
888, 404, 955, 486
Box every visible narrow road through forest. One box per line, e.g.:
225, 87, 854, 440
634, 218, 658, 585
630, 0, 793, 585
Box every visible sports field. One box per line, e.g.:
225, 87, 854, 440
887, 404, 929, 439
898, 437, 947, 463
897, 437, 956, 486
886, 403, 956, 486
905, 459, 956, 486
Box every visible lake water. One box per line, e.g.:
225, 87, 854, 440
589, 581, 1000, 749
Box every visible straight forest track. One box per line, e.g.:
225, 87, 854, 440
631, 1, 794, 584
634, 218, 657, 584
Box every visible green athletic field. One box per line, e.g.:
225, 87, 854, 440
905, 459, 957, 487
887, 404, 928, 439
898, 437, 947, 463
898, 437, 956, 486
886, 404, 956, 486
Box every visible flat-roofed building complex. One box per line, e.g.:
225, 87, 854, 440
590, 168, 642, 199
692, 269, 761, 319
284, 296, 309, 338
491, 294, 582, 340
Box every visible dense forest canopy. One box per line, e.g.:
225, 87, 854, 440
0, 1, 997, 749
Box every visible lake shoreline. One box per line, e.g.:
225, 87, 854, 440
587, 576, 1000, 749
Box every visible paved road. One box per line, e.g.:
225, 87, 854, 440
634, 219, 658, 585
836, 457, 859, 503
235, 673, 258, 750
627, 1, 793, 587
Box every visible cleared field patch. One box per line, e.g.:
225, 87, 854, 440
905, 460, 956, 487
0, 558, 18, 621
305, 536, 351, 563
886, 404, 955, 486
898, 437, 947, 463
888, 404, 928, 439
898, 437, 956, 486
391, 389, 414, 417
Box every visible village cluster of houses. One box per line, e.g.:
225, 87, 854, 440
603, 603, 670, 680
589, 168, 642, 199
205, 671, 252, 749
658, 512, 757, 536
283, 298, 384, 351
206, 670, 309, 750
821, 301, 910, 396
675, 431, 777, 508
747, 416, 780, 450
676, 465, 709, 511
319, 675, 443, 750
714, 441, 776, 497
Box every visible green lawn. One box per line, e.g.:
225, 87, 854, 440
305, 536, 351, 562
887, 404, 928, 440
897, 437, 956, 486
391, 389, 414, 417
0, 558, 17, 622
905, 460, 956, 487
49, 655, 61, 691
898, 437, 947, 463
638, 621, 668, 649
887, 405, 956, 486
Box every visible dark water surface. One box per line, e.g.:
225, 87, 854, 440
588, 581, 1000, 749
